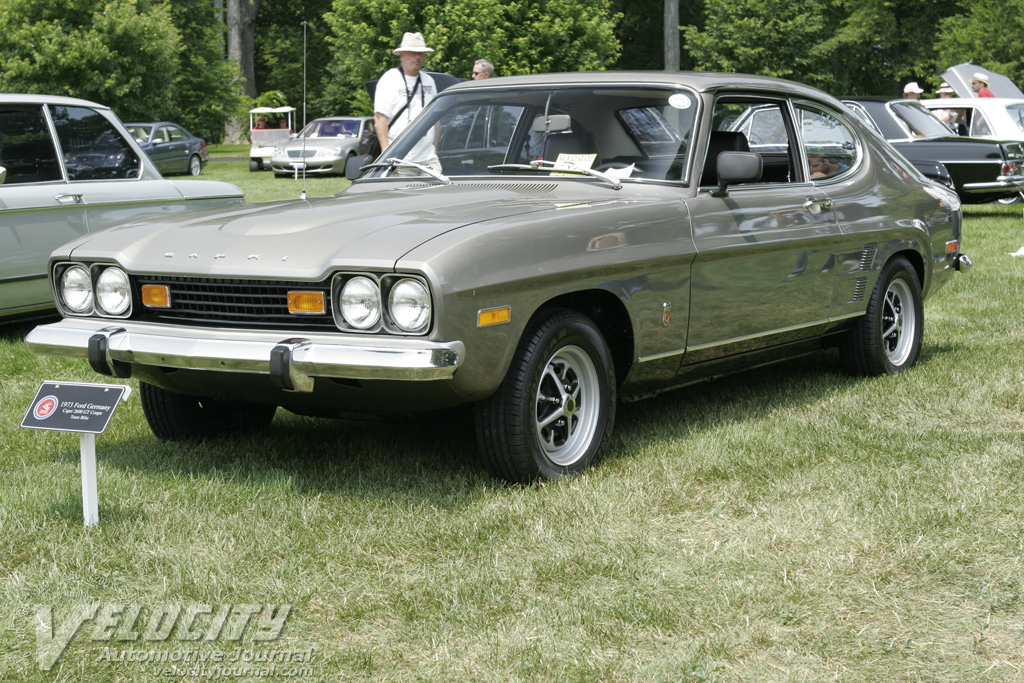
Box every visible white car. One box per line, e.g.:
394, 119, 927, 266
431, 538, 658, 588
0, 94, 244, 320
921, 97, 1024, 141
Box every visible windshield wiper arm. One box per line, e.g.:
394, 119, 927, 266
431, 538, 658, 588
361, 158, 451, 185
488, 159, 621, 189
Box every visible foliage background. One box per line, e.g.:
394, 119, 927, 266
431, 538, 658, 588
0, 0, 1017, 140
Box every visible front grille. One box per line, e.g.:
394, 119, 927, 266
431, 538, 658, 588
287, 149, 314, 159
134, 275, 336, 331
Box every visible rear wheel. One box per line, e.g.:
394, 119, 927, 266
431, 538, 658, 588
249, 158, 262, 172
839, 257, 923, 376
475, 309, 616, 482
187, 154, 202, 176
140, 382, 276, 440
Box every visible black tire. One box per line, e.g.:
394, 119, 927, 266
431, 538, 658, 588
249, 159, 261, 172
474, 309, 616, 483
140, 382, 276, 441
839, 257, 923, 376
187, 154, 202, 176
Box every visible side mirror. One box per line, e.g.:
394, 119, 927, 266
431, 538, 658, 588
0, 166, 6, 185
345, 154, 374, 180
711, 151, 762, 197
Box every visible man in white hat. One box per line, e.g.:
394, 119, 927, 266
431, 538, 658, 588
903, 82, 924, 99
374, 32, 439, 160
970, 72, 995, 98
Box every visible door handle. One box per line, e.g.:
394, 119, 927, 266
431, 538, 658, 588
55, 194, 84, 205
803, 197, 833, 215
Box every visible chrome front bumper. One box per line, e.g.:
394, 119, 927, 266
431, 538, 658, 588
26, 319, 463, 393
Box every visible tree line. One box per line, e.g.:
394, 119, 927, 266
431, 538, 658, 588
1, 0, 1019, 143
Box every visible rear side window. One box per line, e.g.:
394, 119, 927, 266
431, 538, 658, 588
50, 106, 140, 180
0, 105, 63, 184
795, 104, 859, 181
970, 110, 993, 137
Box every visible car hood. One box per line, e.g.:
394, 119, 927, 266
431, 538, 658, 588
63, 183, 608, 278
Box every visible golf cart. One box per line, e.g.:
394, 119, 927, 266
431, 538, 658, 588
249, 106, 296, 171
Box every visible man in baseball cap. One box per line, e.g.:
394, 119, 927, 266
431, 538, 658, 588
903, 82, 924, 99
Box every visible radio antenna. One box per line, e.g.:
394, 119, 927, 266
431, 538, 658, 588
299, 20, 308, 200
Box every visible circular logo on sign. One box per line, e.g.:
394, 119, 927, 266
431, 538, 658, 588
34, 395, 59, 420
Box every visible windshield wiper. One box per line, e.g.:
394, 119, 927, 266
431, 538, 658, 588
488, 159, 622, 190
360, 158, 451, 185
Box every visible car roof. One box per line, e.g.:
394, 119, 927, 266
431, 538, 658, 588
921, 97, 1024, 107
443, 71, 848, 108
310, 116, 372, 121
0, 93, 109, 109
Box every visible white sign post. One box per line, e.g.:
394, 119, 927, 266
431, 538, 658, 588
21, 382, 132, 527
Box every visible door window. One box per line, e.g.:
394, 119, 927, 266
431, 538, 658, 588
51, 106, 140, 180
0, 105, 63, 184
714, 99, 794, 184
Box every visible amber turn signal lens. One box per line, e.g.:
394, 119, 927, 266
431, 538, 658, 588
140, 284, 171, 308
945, 240, 959, 254
288, 291, 326, 314
478, 306, 511, 327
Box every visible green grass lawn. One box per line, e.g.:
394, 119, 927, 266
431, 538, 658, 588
202, 159, 350, 203
1, 204, 1023, 682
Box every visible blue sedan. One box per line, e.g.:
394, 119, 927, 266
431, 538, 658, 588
125, 122, 210, 176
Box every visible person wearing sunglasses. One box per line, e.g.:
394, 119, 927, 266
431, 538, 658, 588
472, 59, 494, 80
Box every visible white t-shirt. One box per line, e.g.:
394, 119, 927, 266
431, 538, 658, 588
374, 68, 437, 142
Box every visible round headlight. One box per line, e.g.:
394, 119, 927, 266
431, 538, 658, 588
340, 276, 380, 329
95, 267, 131, 316
388, 279, 430, 333
60, 265, 93, 314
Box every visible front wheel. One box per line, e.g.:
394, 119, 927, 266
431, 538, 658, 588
249, 158, 262, 172
839, 257, 923, 376
140, 382, 276, 441
475, 309, 616, 483
187, 154, 202, 176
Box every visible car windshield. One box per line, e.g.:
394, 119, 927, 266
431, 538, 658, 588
299, 119, 360, 138
364, 85, 698, 183
126, 125, 153, 143
889, 101, 952, 137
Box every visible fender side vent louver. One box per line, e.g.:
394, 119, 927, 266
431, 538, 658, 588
853, 277, 868, 302
860, 246, 877, 271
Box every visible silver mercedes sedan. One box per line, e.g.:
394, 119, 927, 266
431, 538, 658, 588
27, 72, 970, 482
270, 116, 375, 176
0, 95, 244, 320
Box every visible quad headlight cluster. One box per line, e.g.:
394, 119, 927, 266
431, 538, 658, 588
333, 273, 431, 335
56, 263, 132, 317
53, 262, 432, 335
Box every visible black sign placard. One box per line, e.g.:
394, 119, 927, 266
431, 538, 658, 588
21, 382, 129, 434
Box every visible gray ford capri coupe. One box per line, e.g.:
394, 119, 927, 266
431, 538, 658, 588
27, 72, 971, 482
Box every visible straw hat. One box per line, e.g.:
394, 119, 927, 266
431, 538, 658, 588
971, 72, 990, 86
393, 32, 434, 55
